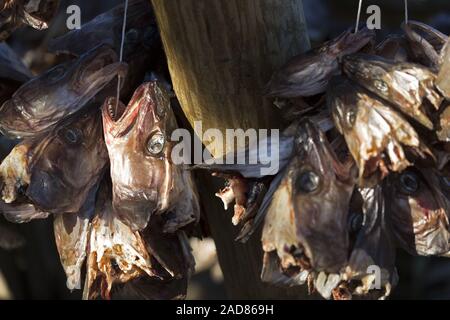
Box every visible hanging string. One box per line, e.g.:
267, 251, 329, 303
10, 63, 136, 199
354, 0, 363, 33
404, 0, 409, 24
115, 0, 129, 115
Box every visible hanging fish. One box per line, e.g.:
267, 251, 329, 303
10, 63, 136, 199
265, 27, 375, 98
81, 180, 193, 300
342, 187, 397, 300
0, 44, 127, 139
0, 0, 59, 41
102, 81, 200, 231
48, 0, 161, 100
0, 107, 108, 215
260, 120, 355, 297
403, 21, 448, 70
342, 53, 443, 129
385, 167, 450, 256
53, 185, 97, 290
328, 76, 431, 185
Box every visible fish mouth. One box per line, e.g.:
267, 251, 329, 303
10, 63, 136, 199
403, 20, 448, 49
337, 27, 375, 55
102, 83, 157, 137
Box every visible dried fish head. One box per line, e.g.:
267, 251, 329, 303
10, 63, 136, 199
328, 77, 430, 185
25, 108, 108, 214
102, 81, 199, 231
385, 167, 450, 257
262, 120, 355, 277
342, 53, 442, 129
265, 27, 375, 98
0, 44, 127, 138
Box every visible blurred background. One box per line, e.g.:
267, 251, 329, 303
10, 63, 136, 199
1, 0, 450, 300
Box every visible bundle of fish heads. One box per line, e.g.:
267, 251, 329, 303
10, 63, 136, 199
199, 22, 450, 300
0, 0, 200, 300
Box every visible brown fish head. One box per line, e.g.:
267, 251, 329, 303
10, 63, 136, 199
342, 53, 440, 129
265, 27, 375, 98
25, 108, 108, 214
328, 77, 429, 185
102, 81, 182, 230
385, 168, 450, 256
0, 44, 127, 138
262, 120, 355, 275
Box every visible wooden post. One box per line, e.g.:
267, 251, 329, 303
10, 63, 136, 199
151, 0, 311, 298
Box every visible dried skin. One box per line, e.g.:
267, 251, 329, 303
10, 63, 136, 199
344, 187, 397, 300
84, 185, 159, 300
265, 27, 375, 98
0, 44, 127, 138
437, 104, 450, 142
102, 81, 200, 231
343, 53, 442, 129
329, 77, 430, 185
386, 168, 450, 256
53, 189, 95, 290
437, 38, 450, 100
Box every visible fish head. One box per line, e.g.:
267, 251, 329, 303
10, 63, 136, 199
263, 120, 354, 275
0, 45, 126, 138
25, 108, 108, 213
102, 81, 180, 230
291, 121, 354, 272
386, 168, 449, 256
342, 54, 393, 101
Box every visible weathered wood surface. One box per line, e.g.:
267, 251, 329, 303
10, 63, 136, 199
152, 0, 311, 299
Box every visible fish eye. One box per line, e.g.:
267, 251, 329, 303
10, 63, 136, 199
295, 170, 320, 194
374, 79, 388, 93
399, 171, 419, 194
47, 65, 66, 83
61, 127, 82, 145
346, 110, 356, 128
146, 131, 165, 156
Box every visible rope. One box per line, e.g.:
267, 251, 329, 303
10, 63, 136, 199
354, 0, 363, 33
115, 0, 129, 115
